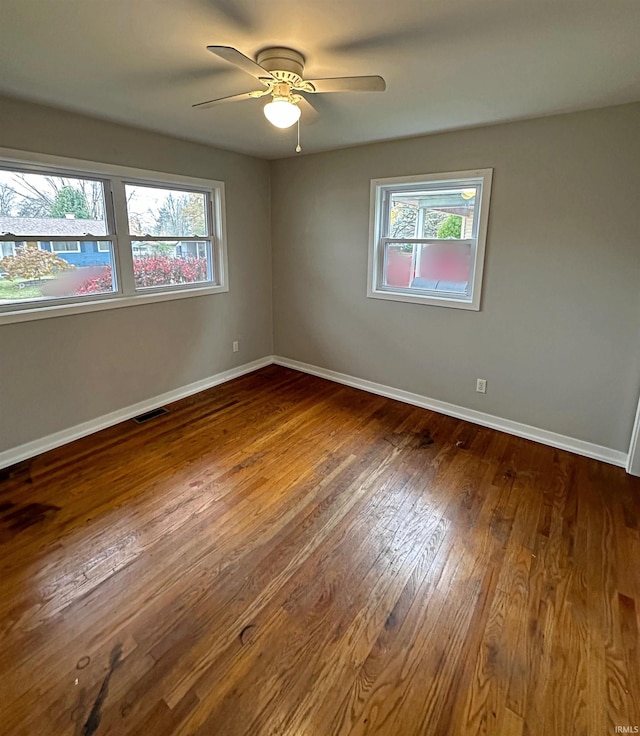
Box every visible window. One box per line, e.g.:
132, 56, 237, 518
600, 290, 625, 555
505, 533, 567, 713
51, 241, 81, 253
1, 242, 16, 258
368, 169, 492, 310
124, 183, 212, 290
0, 150, 227, 323
0, 167, 116, 304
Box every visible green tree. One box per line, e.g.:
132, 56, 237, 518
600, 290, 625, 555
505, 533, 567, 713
391, 203, 454, 240
8, 174, 104, 219
423, 210, 450, 238
436, 215, 462, 239
154, 193, 205, 237
50, 186, 91, 219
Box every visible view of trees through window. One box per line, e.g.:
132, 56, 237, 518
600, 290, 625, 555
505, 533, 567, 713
0, 171, 213, 304
125, 184, 207, 239
389, 192, 475, 241
389, 200, 452, 240
377, 182, 482, 294
389, 200, 464, 257
0, 171, 105, 221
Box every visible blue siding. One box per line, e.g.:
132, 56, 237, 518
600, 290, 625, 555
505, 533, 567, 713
41, 241, 110, 267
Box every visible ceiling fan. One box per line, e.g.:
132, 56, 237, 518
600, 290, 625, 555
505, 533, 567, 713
193, 46, 386, 134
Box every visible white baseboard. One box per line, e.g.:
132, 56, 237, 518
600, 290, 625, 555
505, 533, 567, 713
2, 353, 629, 472
0, 356, 273, 471
274, 356, 628, 469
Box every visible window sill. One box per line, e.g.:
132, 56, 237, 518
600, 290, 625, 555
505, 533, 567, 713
367, 287, 480, 311
0, 283, 229, 325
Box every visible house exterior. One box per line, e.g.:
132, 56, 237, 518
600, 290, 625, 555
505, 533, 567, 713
0, 216, 110, 267
0, 216, 203, 268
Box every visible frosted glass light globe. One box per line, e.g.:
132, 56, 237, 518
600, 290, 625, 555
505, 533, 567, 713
263, 99, 301, 129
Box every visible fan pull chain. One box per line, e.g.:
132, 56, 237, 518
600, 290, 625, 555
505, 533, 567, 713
296, 118, 302, 153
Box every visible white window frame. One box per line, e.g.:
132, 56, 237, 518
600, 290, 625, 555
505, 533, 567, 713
96, 241, 110, 253
122, 179, 215, 291
50, 240, 81, 253
368, 168, 493, 311
0, 148, 228, 325
1, 242, 17, 258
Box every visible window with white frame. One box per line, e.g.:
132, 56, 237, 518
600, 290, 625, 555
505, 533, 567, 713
1, 242, 17, 258
51, 241, 81, 253
368, 169, 492, 310
123, 182, 213, 290
0, 153, 227, 322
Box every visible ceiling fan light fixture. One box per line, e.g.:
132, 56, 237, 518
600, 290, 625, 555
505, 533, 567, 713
263, 98, 301, 128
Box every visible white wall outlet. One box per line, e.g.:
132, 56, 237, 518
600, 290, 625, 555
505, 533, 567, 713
232, 341, 239, 353
476, 378, 487, 394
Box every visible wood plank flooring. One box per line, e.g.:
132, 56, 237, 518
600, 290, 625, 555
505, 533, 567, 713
0, 365, 639, 736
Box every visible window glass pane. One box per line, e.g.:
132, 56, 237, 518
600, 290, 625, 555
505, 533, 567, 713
131, 241, 210, 289
383, 241, 471, 292
384, 243, 415, 288
0, 241, 116, 304
0, 170, 107, 236
125, 185, 208, 238
389, 186, 478, 239
415, 242, 471, 287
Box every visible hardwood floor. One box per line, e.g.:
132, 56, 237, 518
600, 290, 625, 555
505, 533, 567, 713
1, 365, 639, 736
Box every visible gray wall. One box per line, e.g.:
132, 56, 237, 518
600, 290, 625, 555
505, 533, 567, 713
0, 96, 272, 452
3, 97, 639, 457
271, 104, 640, 452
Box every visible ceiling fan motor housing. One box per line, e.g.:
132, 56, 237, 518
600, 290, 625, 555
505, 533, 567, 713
194, 44, 385, 114
257, 47, 306, 86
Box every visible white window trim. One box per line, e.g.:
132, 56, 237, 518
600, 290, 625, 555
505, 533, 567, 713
50, 240, 81, 253
122, 178, 216, 290
0, 147, 229, 325
367, 168, 493, 311
1, 242, 17, 258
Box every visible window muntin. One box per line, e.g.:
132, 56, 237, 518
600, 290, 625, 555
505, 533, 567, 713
369, 170, 492, 310
0, 155, 227, 319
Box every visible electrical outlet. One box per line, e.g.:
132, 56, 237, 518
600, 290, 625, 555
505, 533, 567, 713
232, 341, 239, 353
476, 378, 487, 394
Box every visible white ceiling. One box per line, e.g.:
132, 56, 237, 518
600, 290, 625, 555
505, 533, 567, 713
1, 0, 639, 160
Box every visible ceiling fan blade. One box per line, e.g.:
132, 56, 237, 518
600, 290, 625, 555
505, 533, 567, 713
298, 96, 320, 124
306, 75, 386, 93
192, 91, 261, 109
207, 46, 274, 84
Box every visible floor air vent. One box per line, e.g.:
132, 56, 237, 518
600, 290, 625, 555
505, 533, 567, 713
132, 407, 169, 424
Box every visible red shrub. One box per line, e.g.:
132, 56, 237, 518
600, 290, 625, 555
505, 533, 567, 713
75, 255, 208, 294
